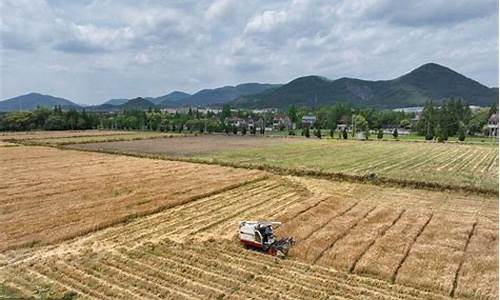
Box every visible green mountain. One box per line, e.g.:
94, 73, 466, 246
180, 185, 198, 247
0, 92, 81, 112
167, 83, 280, 107
233, 63, 499, 108
87, 97, 157, 112
157, 91, 191, 107
102, 98, 129, 106
100, 91, 190, 107
120, 97, 156, 110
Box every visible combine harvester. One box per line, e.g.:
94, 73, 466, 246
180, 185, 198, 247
239, 221, 295, 258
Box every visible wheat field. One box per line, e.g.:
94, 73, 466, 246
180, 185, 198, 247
0, 132, 498, 299
1, 144, 497, 299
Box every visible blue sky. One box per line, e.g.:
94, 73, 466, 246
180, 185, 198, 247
1, 0, 498, 104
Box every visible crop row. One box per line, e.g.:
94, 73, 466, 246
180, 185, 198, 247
5, 239, 463, 300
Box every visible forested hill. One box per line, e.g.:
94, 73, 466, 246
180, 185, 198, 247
0, 93, 81, 111
232, 63, 498, 109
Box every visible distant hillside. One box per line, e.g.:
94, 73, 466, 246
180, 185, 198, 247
0, 92, 81, 111
102, 98, 129, 106
233, 63, 499, 109
100, 91, 190, 107
121, 98, 156, 109
157, 91, 191, 107
87, 97, 156, 112
166, 83, 280, 107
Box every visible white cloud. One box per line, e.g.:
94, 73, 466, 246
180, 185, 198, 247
206, 0, 234, 21
0, 0, 498, 104
245, 10, 288, 33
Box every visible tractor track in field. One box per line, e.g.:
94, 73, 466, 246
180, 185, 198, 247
312, 205, 378, 264
349, 209, 406, 273
391, 213, 434, 284
450, 221, 478, 298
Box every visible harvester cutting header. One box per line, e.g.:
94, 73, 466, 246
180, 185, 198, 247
239, 221, 295, 258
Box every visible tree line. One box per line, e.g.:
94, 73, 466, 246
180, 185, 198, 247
0, 99, 497, 142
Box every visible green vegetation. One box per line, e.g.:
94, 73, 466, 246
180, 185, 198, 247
234, 63, 498, 109
195, 139, 498, 192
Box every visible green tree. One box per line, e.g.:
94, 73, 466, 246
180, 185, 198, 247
288, 105, 298, 125
314, 128, 322, 139
250, 126, 257, 135
220, 104, 231, 121
377, 129, 383, 139
1, 112, 34, 131
364, 129, 370, 140
352, 114, 368, 133
45, 115, 66, 130
489, 104, 498, 116
418, 100, 435, 138
436, 124, 448, 143
304, 127, 310, 138
458, 122, 466, 142
400, 119, 411, 129
342, 128, 348, 139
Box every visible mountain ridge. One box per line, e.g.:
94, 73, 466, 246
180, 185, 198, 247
232, 63, 498, 108
1, 63, 497, 111
0, 92, 81, 112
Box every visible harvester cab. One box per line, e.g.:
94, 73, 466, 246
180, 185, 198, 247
239, 221, 295, 258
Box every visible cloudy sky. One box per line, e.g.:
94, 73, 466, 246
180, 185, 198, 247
1, 0, 498, 104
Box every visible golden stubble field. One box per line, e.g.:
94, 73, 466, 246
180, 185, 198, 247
1, 140, 498, 300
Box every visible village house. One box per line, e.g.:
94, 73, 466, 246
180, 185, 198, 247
273, 115, 292, 130
487, 113, 498, 137
254, 118, 265, 131
301, 115, 316, 128
224, 117, 247, 128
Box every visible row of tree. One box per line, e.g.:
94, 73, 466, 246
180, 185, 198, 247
1, 100, 497, 142
0, 106, 99, 131
286, 103, 414, 130
417, 98, 497, 141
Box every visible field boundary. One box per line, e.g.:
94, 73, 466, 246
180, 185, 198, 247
55, 145, 499, 196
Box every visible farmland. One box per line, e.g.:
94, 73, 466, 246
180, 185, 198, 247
0, 146, 263, 251
1, 130, 178, 145
73, 135, 499, 192
1, 133, 498, 300
0, 130, 131, 141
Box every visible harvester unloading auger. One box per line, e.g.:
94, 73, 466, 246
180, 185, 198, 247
239, 221, 295, 258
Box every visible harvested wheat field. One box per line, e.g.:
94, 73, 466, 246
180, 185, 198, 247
0, 130, 131, 141
1, 144, 497, 300
0, 145, 264, 251
22, 132, 180, 145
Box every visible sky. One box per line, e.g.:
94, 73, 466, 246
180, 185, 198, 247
0, 0, 498, 105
